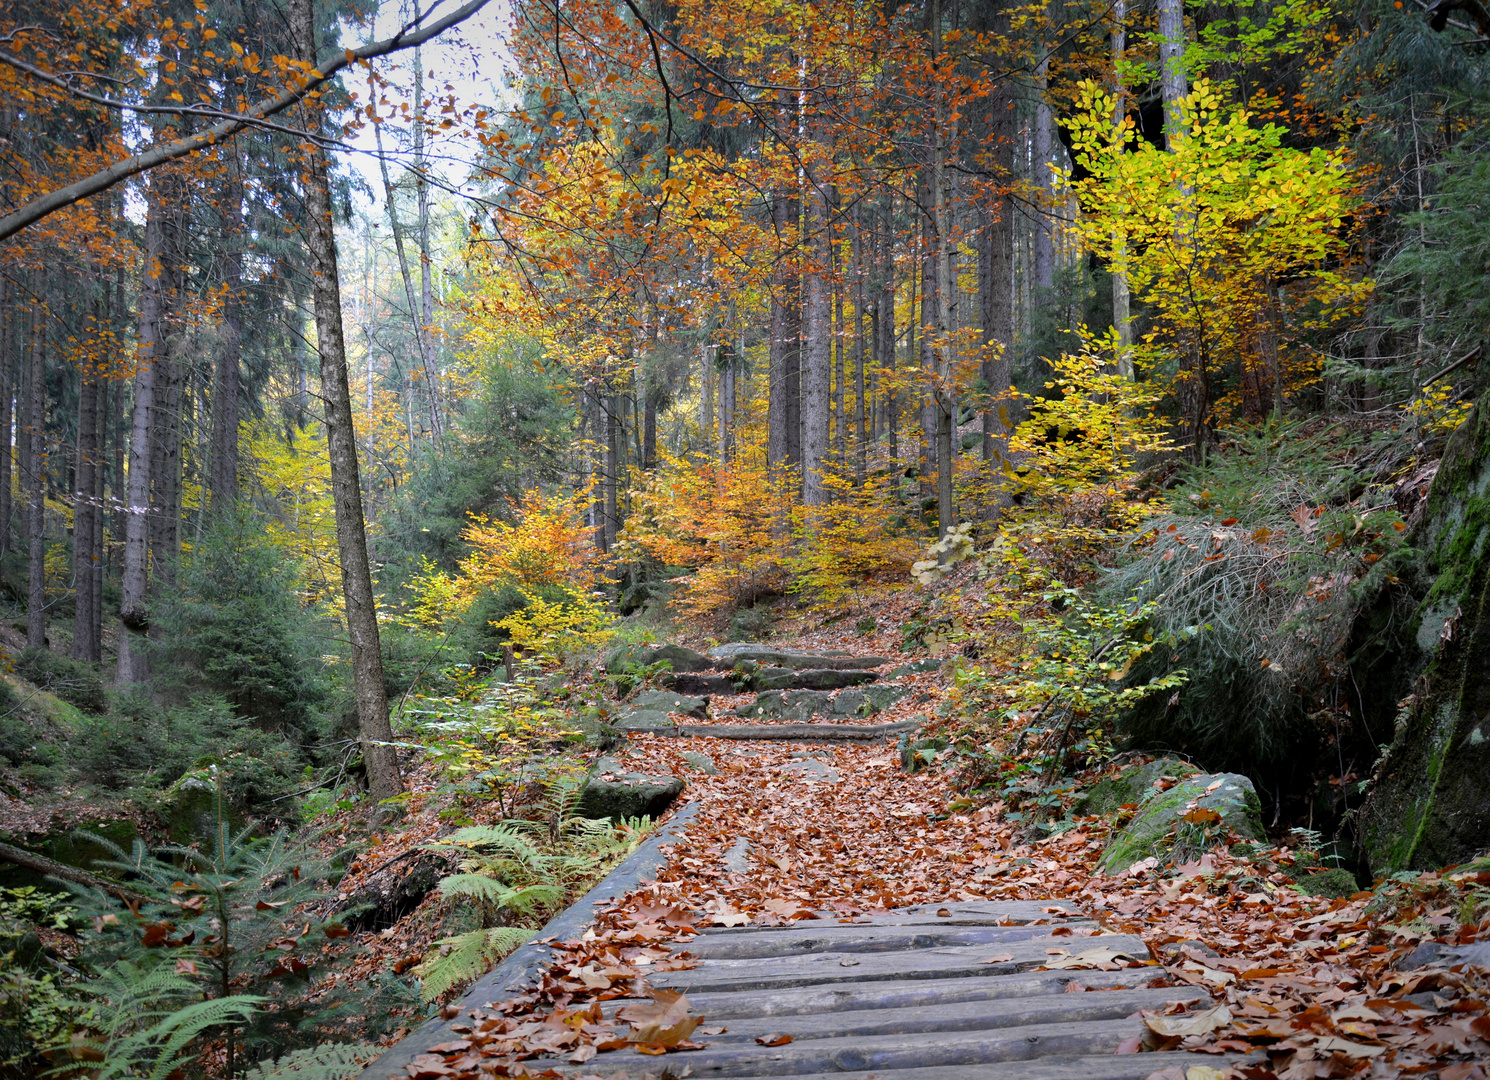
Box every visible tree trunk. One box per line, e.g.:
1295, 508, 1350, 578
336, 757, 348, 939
1032, 57, 1055, 300
90, 374, 105, 660
0, 278, 12, 561
294, 0, 402, 804
413, 43, 443, 444
25, 295, 46, 650
1156, 0, 1188, 145
853, 206, 868, 485
1111, 0, 1133, 374
148, 333, 181, 591
880, 198, 897, 463
802, 184, 832, 507
211, 167, 243, 510
604, 391, 618, 551
73, 333, 99, 661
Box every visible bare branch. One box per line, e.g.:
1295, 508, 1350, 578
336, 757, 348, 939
0, 0, 492, 243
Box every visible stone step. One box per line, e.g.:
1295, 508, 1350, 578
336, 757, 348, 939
674, 720, 922, 741
682, 921, 1107, 960
734, 685, 911, 723
710, 643, 892, 670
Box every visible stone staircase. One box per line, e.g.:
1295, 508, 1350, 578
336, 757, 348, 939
606, 642, 923, 739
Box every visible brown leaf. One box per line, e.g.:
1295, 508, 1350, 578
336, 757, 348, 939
978, 952, 1015, 964
754, 1033, 792, 1046
1143, 1004, 1233, 1039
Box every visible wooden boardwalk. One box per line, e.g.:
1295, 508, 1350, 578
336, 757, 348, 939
563, 900, 1223, 1078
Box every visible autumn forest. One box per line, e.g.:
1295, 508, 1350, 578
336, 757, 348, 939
0, 0, 1489, 1076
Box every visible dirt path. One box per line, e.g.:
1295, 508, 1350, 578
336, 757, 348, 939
361, 640, 1490, 1080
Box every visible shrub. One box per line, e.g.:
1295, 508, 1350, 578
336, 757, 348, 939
1100, 421, 1408, 772
149, 513, 335, 736
16, 648, 107, 715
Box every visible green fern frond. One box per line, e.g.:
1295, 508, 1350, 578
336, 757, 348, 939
437, 825, 542, 864
239, 1041, 381, 1080
502, 882, 563, 913
416, 927, 534, 1002
436, 874, 518, 905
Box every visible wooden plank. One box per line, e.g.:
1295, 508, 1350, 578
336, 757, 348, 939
679, 985, 1204, 1043
686, 1051, 1240, 1080
682, 922, 1106, 960
649, 934, 1150, 993
557, 1015, 1150, 1077
603, 966, 1165, 1022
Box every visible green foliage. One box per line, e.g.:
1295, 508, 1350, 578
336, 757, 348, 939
414, 927, 536, 1002
415, 777, 651, 1001
16, 648, 107, 715
61, 794, 401, 1070
1102, 423, 1408, 771
72, 697, 308, 817
237, 1041, 382, 1080
149, 513, 336, 735
55, 963, 263, 1080
0, 887, 77, 1067
987, 586, 1194, 776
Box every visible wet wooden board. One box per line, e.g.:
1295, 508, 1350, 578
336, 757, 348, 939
560, 901, 1229, 1078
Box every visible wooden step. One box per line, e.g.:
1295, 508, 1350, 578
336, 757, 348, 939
551, 901, 1225, 1078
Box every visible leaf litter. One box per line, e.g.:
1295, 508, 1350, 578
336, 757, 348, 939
387, 636, 1490, 1080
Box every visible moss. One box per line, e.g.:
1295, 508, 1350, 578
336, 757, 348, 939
1360, 395, 1490, 873
1295, 867, 1360, 899
1097, 772, 1265, 873
1074, 758, 1200, 817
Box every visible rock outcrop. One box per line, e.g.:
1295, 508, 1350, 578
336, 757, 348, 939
1357, 394, 1490, 873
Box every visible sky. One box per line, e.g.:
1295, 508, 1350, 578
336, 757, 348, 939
337, 0, 516, 212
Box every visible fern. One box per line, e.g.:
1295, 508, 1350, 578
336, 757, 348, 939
437, 873, 521, 905
239, 1041, 381, 1080
56, 961, 263, 1080
415, 927, 535, 1002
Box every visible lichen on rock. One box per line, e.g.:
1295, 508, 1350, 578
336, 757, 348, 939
1097, 771, 1265, 874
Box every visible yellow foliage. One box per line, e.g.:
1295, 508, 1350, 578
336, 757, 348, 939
458, 489, 601, 594
244, 420, 340, 604
491, 588, 615, 664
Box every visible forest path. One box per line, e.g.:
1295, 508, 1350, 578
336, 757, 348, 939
369, 640, 1239, 1080
371, 639, 1490, 1079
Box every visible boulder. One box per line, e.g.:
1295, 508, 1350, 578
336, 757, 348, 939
604, 642, 714, 674
164, 773, 243, 853
668, 673, 739, 696
628, 690, 709, 719
578, 757, 684, 820
679, 751, 718, 775
734, 690, 832, 723
831, 685, 910, 718
752, 667, 880, 691
709, 644, 889, 670
1358, 395, 1490, 873
611, 709, 678, 735
1097, 772, 1265, 874
1074, 758, 1201, 817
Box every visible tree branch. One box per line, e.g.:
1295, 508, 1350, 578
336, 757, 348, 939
0, 839, 152, 905
0, 0, 492, 244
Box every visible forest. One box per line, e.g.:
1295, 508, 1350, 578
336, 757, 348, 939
0, 0, 1488, 1076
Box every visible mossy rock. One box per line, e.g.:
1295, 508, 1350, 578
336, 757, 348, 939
831, 685, 911, 718
579, 757, 684, 820
900, 737, 948, 773
41, 818, 139, 871
1293, 867, 1359, 900
1359, 395, 1490, 873
163, 774, 242, 852
1074, 758, 1201, 817
603, 643, 713, 674
1097, 772, 1265, 874
628, 690, 709, 719
611, 709, 678, 735
735, 690, 832, 723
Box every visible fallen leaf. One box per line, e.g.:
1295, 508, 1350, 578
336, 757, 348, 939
978, 952, 1015, 964
1143, 1004, 1233, 1039
754, 1033, 792, 1046
1043, 947, 1141, 970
